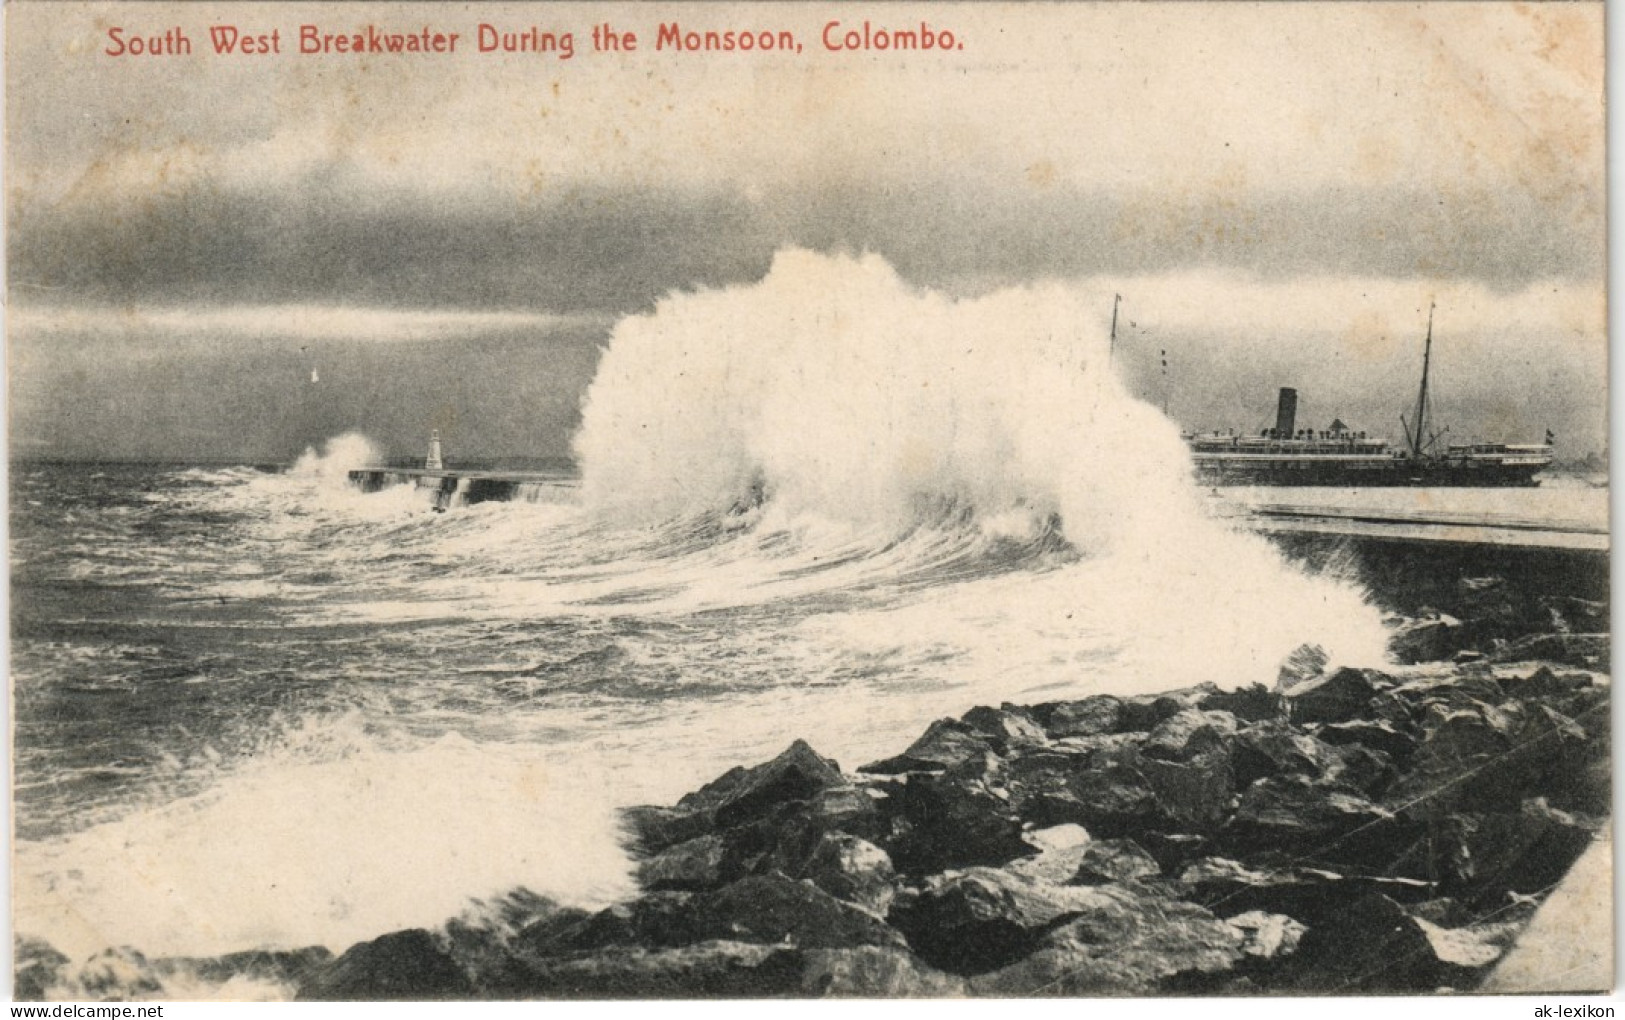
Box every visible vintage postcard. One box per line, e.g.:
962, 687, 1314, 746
7, 0, 1610, 1004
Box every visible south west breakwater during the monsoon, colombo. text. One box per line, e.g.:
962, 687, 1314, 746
101, 19, 964, 58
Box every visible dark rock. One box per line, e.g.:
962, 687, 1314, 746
1222, 774, 1411, 865
890, 866, 1121, 974
804, 784, 889, 841
1277, 643, 1329, 690
14, 937, 70, 1001
1199, 684, 1285, 723
72, 948, 165, 1000
1142, 709, 1240, 762
1029, 695, 1124, 739
742, 814, 825, 880
536, 875, 909, 959
1543, 678, 1612, 735
1133, 748, 1236, 831
1070, 839, 1162, 885
1231, 719, 1334, 788
889, 754, 1031, 872
859, 720, 995, 775
518, 893, 700, 956
706, 740, 847, 830
1183, 974, 1264, 995
1412, 800, 1601, 906
156, 946, 334, 990
440, 916, 544, 996
1322, 742, 1399, 798
507, 903, 599, 956
616, 891, 711, 949
1410, 897, 1473, 927
520, 941, 969, 998
1390, 615, 1467, 664
1314, 718, 1418, 763
1384, 672, 1506, 714
1454, 576, 1528, 641
803, 833, 897, 916
1129, 683, 1225, 731
1512, 700, 1593, 750
1388, 695, 1598, 818
298, 929, 472, 1000
1382, 702, 1514, 817
968, 884, 1242, 994
1285, 667, 1391, 724
1288, 893, 1498, 992
1522, 692, 1612, 817
722, 783, 894, 880
1492, 633, 1610, 671
1503, 665, 1597, 699
1013, 758, 1162, 838
1289, 893, 1439, 991
515, 940, 803, 998
557, 652, 1616, 998
961, 704, 1050, 751
1538, 595, 1609, 634
799, 946, 966, 996
638, 834, 734, 891
1115, 698, 1166, 733
628, 742, 858, 867
1048, 731, 1145, 760
1136, 832, 1211, 872
620, 804, 715, 856
676, 740, 838, 812
1178, 856, 1345, 921
1562, 754, 1614, 818
1225, 910, 1307, 961
1233, 723, 1399, 802
690, 875, 908, 950
1366, 687, 1421, 730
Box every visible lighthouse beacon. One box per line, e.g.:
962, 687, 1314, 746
425, 430, 444, 471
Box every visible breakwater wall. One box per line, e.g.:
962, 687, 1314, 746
1237, 500, 1609, 554
347, 468, 575, 510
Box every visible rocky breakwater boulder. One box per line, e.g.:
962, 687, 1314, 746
287, 626, 1607, 998
1388, 573, 1609, 670
11, 936, 333, 1001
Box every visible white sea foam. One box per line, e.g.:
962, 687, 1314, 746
573, 249, 1390, 675
17, 251, 1399, 986
287, 432, 383, 488
14, 714, 635, 962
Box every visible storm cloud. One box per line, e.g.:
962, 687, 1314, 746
9, 174, 1604, 314
6, 1, 1605, 463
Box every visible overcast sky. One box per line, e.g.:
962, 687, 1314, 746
7, 2, 1606, 461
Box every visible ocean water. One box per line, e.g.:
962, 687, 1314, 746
13, 252, 1431, 994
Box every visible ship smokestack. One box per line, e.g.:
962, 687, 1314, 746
1274, 388, 1297, 440
426, 430, 444, 471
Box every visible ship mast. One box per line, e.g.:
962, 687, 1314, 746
1409, 300, 1435, 457
1108, 293, 1121, 366
1160, 348, 1170, 415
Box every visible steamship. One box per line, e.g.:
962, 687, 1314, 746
1181, 304, 1554, 487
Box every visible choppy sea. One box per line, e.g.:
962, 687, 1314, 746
11, 251, 1601, 998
